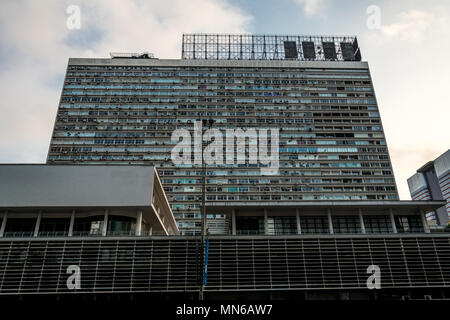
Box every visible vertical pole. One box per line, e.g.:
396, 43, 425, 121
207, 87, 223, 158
327, 208, 334, 234
296, 208, 301, 235
200, 131, 206, 301
0, 210, 7, 237
359, 208, 366, 234
200, 119, 212, 301
389, 208, 398, 233
420, 210, 430, 233
264, 209, 268, 235
68, 209, 75, 237
34, 210, 42, 237
149, 226, 152, 236
136, 210, 143, 236
102, 209, 108, 236
231, 208, 236, 235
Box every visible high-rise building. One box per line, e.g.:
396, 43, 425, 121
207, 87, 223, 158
47, 34, 399, 235
1, 35, 449, 301
408, 149, 450, 226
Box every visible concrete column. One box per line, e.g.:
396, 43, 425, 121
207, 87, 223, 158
296, 208, 301, 235
0, 210, 7, 237
420, 210, 430, 233
149, 226, 153, 236
327, 209, 334, 234
359, 208, 366, 234
264, 209, 268, 235
68, 210, 75, 236
136, 210, 143, 236
231, 208, 236, 236
389, 208, 398, 233
34, 210, 42, 237
102, 210, 108, 236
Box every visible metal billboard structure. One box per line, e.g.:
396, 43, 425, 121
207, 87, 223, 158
181, 34, 361, 61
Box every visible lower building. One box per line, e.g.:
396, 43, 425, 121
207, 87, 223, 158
408, 149, 450, 226
0, 165, 179, 237
0, 165, 449, 300
210, 200, 437, 235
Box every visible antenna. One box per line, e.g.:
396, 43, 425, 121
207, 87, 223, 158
110, 52, 155, 59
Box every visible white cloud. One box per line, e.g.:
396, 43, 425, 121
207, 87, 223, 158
292, 0, 326, 16
0, 0, 252, 163
380, 10, 435, 42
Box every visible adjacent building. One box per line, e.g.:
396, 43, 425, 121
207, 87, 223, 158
0, 165, 179, 237
47, 34, 399, 235
408, 149, 450, 226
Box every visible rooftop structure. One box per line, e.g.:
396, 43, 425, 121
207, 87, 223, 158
181, 34, 361, 61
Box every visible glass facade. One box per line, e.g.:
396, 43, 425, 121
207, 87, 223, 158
38, 218, 70, 236
4, 218, 36, 237
267, 216, 297, 235
72, 216, 104, 236
47, 59, 399, 235
332, 215, 361, 234
395, 215, 424, 233
364, 215, 392, 233
236, 216, 264, 235
300, 216, 329, 234
107, 216, 136, 236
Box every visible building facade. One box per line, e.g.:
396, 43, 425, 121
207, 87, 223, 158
0, 164, 447, 300
408, 149, 450, 226
47, 34, 399, 235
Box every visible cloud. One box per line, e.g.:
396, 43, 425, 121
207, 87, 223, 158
365, 9, 449, 44
380, 10, 435, 42
0, 0, 252, 163
292, 0, 326, 16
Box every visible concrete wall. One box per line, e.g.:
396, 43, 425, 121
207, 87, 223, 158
0, 165, 154, 208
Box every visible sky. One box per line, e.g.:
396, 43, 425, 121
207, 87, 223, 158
0, 0, 449, 200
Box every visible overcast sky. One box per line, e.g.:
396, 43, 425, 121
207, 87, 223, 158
0, 0, 449, 199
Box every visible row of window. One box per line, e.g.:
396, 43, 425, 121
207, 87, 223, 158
59, 110, 378, 118
62, 90, 372, 99
65, 71, 370, 80
0, 216, 148, 237
59, 103, 378, 111
64, 84, 373, 93
231, 215, 422, 235
65, 77, 370, 88
169, 188, 398, 204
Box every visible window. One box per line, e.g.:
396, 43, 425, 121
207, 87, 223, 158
107, 216, 136, 236
395, 215, 423, 233
236, 216, 264, 235
4, 218, 36, 237
73, 215, 104, 236
332, 215, 361, 234
300, 216, 329, 234
38, 218, 71, 236
267, 216, 297, 235
364, 215, 392, 233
